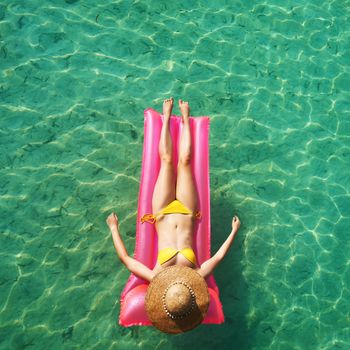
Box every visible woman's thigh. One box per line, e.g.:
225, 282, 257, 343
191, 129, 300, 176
175, 162, 198, 212
152, 161, 176, 213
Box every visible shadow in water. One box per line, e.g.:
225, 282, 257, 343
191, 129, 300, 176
170, 196, 251, 350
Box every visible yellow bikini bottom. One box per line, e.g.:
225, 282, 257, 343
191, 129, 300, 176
141, 199, 201, 224
158, 247, 197, 265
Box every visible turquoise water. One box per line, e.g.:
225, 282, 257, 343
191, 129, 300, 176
1, 0, 350, 349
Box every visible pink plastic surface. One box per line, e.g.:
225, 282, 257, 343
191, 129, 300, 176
119, 108, 224, 326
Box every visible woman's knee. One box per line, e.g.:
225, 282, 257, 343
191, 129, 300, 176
160, 152, 173, 164
178, 153, 191, 166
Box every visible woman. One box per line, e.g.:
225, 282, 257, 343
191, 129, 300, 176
106, 98, 240, 333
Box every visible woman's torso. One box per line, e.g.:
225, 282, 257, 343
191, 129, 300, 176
152, 213, 196, 273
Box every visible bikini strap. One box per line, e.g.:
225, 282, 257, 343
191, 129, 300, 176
194, 211, 202, 220
140, 214, 156, 224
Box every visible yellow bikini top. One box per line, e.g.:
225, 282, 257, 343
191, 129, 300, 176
158, 247, 197, 265
140, 199, 201, 224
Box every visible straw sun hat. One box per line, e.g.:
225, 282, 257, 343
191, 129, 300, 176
145, 265, 210, 334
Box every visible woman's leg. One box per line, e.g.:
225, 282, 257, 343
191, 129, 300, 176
152, 98, 176, 213
175, 100, 199, 212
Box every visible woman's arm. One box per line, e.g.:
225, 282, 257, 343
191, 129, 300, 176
197, 215, 240, 279
107, 213, 154, 282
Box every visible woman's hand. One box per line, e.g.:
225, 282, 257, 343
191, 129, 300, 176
106, 212, 119, 230
232, 215, 240, 233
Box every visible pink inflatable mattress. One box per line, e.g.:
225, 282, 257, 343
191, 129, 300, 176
119, 108, 224, 326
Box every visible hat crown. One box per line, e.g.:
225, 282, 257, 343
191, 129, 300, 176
145, 266, 210, 334
165, 283, 193, 315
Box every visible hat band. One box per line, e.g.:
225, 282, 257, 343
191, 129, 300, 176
162, 281, 196, 319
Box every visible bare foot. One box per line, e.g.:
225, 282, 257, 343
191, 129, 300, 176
163, 97, 174, 118
178, 99, 190, 122
106, 212, 119, 230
